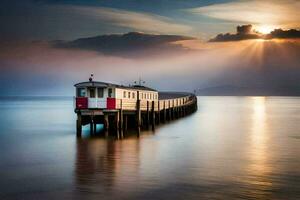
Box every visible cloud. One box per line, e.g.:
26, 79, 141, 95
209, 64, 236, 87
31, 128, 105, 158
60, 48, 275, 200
266, 28, 300, 39
188, 0, 300, 29
0, 2, 193, 41
53, 32, 195, 57
237, 25, 252, 35
209, 25, 260, 42
210, 25, 300, 42
62, 5, 192, 35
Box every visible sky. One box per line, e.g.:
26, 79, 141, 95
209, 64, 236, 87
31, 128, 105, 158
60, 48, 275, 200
0, 0, 299, 95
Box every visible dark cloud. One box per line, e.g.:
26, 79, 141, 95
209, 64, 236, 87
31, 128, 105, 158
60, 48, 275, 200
209, 25, 260, 42
210, 25, 300, 42
266, 28, 300, 39
237, 24, 252, 34
53, 32, 195, 57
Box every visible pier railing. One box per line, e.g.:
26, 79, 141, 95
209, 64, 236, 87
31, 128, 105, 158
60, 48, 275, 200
114, 94, 195, 111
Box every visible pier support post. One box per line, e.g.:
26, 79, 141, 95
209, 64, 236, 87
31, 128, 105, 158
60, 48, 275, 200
116, 111, 120, 139
151, 101, 155, 131
119, 109, 123, 138
163, 101, 167, 123
174, 100, 176, 119
90, 122, 94, 135
174, 107, 176, 119
157, 102, 160, 124
180, 106, 182, 117
136, 99, 141, 136
76, 113, 82, 137
172, 107, 175, 120
124, 114, 128, 132
93, 122, 97, 135
146, 101, 150, 129
104, 113, 109, 137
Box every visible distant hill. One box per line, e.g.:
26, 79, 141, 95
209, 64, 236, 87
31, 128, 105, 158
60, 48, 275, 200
196, 85, 300, 96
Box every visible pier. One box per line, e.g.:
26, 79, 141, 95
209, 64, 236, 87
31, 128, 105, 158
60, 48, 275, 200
74, 80, 197, 138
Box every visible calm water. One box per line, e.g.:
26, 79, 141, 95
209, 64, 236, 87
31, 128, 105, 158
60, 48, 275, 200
0, 96, 300, 200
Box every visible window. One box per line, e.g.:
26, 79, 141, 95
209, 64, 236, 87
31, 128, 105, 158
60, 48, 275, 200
128, 91, 131, 98
89, 88, 95, 98
123, 91, 126, 98
108, 88, 113, 97
97, 88, 104, 98
77, 88, 86, 97
132, 92, 135, 99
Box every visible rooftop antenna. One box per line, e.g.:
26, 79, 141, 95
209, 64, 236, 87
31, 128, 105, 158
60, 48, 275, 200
89, 74, 94, 82
134, 76, 145, 86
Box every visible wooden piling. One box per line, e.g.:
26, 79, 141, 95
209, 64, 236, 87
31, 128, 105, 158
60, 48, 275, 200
146, 101, 150, 129
119, 109, 123, 138
163, 101, 167, 123
104, 113, 109, 136
151, 101, 155, 130
116, 111, 120, 139
93, 122, 97, 134
119, 100, 124, 138
136, 99, 141, 136
76, 113, 82, 137
124, 114, 128, 132
157, 102, 160, 124
90, 122, 94, 135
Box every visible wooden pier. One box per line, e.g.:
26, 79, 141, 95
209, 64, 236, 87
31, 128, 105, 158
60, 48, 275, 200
74, 80, 197, 138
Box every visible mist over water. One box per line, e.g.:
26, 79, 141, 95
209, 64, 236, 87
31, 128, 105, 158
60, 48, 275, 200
0, 96, 299, 200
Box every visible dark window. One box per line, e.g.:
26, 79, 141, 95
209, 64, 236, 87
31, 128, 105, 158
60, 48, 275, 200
108, 88, 113, 97
89, 88, 95, 98
123, 91, 126, 98
128, 91, 131, 98
97, 88, 104, 98
77, 88, 86, 97
132, 92, 135, 99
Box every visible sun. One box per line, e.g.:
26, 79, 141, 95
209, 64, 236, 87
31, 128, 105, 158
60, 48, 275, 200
255, 25, 274, 34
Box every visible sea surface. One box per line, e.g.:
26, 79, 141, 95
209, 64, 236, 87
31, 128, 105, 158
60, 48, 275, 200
0, 96, 299, 200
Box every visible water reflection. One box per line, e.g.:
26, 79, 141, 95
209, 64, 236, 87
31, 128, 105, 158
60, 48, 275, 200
75, 138, 141, 198
251, 97, 268, 164
245, 97, 272, 198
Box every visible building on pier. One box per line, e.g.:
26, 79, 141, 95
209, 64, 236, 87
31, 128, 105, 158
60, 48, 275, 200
74, 79, 197, 138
